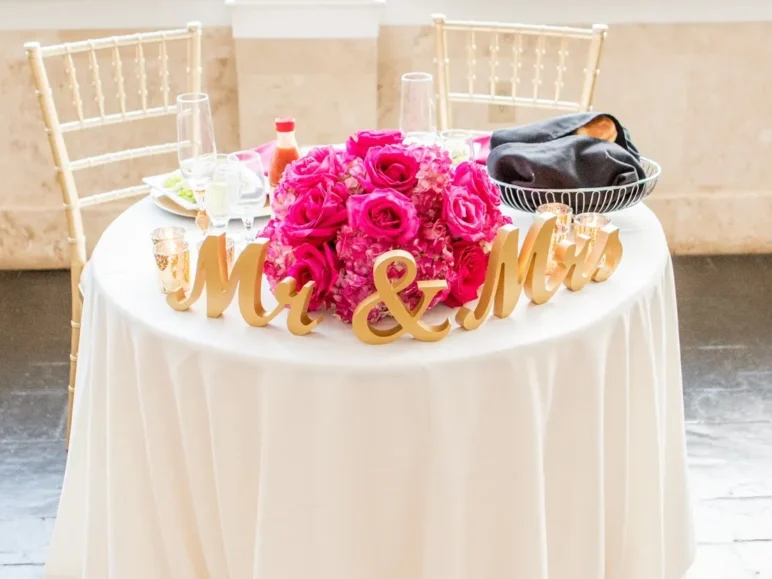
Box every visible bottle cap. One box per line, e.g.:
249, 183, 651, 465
275, 117, 295, 132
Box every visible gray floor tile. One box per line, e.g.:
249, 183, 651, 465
0, 518, 54, 566
686, 543, 755, 579
0, 443, 66, 519
694, 497, 772, 544
687, 422, 772, 499
0, 565, 44, 579
0, 392, 67, 443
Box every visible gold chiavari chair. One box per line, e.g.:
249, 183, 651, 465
25, 22, 203, 449
432, 14, 608, 131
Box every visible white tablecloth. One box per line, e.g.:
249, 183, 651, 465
47, 198, 695, 579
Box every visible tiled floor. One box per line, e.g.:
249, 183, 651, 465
1, 256, 771, 578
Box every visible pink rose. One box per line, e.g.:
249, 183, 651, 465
346, 130, 404, 159
364, 145, 420, 194
285, 146, 345, 191
445, 241, 488, 307
347, 188, 420, 244
283, 179, 349, 246
453, 161, 500, 208
287, 243, 339, 311
442, 186, 489, 242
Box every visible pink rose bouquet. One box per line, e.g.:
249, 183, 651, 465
260, 130, 512, 323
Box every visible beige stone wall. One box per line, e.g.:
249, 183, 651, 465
378, 23, 772, 254
0, 27, 239, 269
2, 21, 770, 269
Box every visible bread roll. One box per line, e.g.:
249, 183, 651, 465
575, 115, 618, 142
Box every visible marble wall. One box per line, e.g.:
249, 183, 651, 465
2, 20, 770, 269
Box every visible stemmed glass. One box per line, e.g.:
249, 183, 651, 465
227, 151, 267, 244
176, 93, 217, 239
400, 72, 437, 144
204, 154, 241, 237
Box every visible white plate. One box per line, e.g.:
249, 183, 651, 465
144, 170, 198, 211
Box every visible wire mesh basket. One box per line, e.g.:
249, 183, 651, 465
491, 157, 661, 214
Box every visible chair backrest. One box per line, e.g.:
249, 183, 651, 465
25, 22, 203, 271
432, 14, 607, 131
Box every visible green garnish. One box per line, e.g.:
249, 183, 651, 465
163, 174, 183, 188
176, 187, 195, 203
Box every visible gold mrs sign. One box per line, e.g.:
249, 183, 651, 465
166, 213, 623, 344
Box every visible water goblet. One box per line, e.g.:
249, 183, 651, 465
227, 151, 268, 244
204, 154, 241, 237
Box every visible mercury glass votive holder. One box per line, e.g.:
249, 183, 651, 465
574, 212, 611, 261
150, 226, 186, 246
536, 203, 573, 273
224, 235, 236, 273
153, 240, 191, 294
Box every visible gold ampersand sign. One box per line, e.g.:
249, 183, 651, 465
352, 250, 451, 345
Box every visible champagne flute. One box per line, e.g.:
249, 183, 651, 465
400, 72, 437, 144
204, 154, 240, 237
227, 151, 267, 243
176, 93, 217, 239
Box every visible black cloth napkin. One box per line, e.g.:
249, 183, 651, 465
487, 113, 646, 190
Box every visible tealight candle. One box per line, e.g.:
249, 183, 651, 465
153, 240, 191, 294
150, 226, 186, 246
536, 202, 573, 273
574, 212, 611, 261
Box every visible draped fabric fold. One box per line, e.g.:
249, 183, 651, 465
46, 199, 694, 579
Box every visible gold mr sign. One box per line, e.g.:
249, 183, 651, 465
166, 213, 623, 345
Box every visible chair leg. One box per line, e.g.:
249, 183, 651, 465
66, 316, 81, 450
66, 272, 83, 451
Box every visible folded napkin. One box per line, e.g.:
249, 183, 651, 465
472, 134, 491, 165
487, 113, 646, 190
251, 141, 276, 176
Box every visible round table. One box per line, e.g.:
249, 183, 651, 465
47, 198, 695, 579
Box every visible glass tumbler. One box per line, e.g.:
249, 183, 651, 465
440, 130, 475, 166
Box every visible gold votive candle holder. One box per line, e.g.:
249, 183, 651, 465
574, 213, 611, 261
224, 236, 235, 273
153, 240, 191, 294
151, 226, 186, 246
536, 203, 573, 273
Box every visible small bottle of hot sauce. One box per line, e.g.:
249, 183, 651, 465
268, 117, 301, 189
